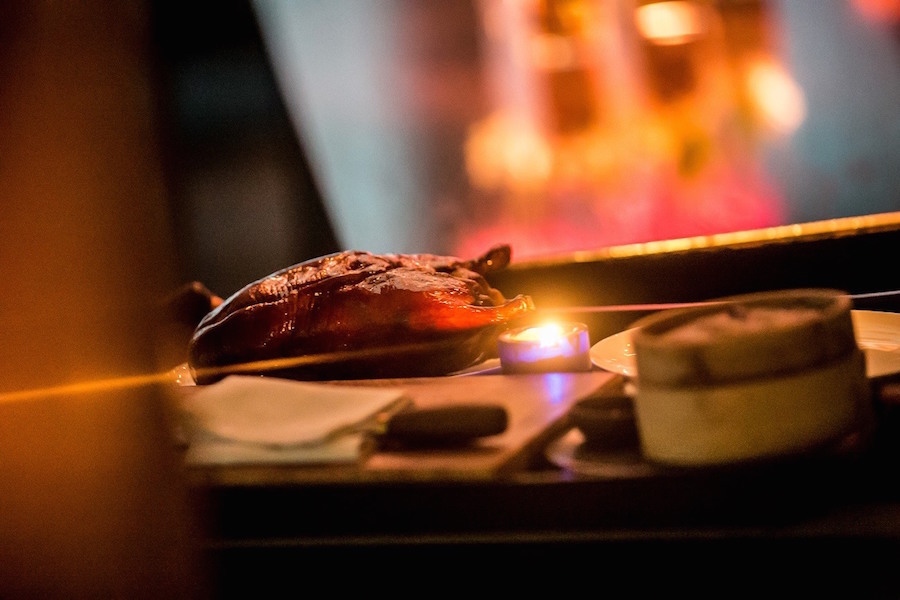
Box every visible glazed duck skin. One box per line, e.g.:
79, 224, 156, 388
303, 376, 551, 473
188, 245, 534, 383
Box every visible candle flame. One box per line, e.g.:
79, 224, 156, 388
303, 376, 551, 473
512, 322, 569, 346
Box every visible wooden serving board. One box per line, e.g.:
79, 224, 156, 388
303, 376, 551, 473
185, 370, 619, 486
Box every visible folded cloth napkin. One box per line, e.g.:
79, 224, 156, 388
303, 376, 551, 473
179, 375, 409, 466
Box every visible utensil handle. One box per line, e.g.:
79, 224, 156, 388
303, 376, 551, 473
384, 404, 508, 444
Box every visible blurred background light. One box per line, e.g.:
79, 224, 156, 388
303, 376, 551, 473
152, 0, 900, 292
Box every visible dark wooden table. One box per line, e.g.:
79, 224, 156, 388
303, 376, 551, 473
184, 220, 900, 596
185, 371, 900, 596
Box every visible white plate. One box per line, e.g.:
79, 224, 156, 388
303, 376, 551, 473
590, 309, 900, 380
590, 327, 639, 378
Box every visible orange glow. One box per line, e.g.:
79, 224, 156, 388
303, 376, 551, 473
531, 33, 580, 70
0, 371, 175, 404
745, 57, 806, 134
465, 112, 554, 193
635, 1, 707, 45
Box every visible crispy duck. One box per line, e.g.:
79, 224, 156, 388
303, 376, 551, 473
188, 245, 534, 384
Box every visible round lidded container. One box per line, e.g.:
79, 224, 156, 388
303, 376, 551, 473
629, 289, 872, 467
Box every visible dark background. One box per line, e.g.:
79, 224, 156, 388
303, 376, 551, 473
150, 0, 339, 298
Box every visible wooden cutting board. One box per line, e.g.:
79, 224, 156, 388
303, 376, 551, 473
186, 370, 620, 486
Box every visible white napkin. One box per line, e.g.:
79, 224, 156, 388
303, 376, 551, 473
179, 375, 409, 466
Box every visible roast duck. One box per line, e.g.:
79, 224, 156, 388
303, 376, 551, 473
187, 245, 535, 384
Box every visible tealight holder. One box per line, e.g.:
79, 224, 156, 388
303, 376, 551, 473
498, 322, 592, 374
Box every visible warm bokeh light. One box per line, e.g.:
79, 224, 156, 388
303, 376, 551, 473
745, 57, 807, 135
458, 0, 788, 261
465, 112, 554, 193
635, 1, 708, 45
531, 33, 580, 70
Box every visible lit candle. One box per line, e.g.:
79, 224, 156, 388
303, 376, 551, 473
498, 322, 592, 374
